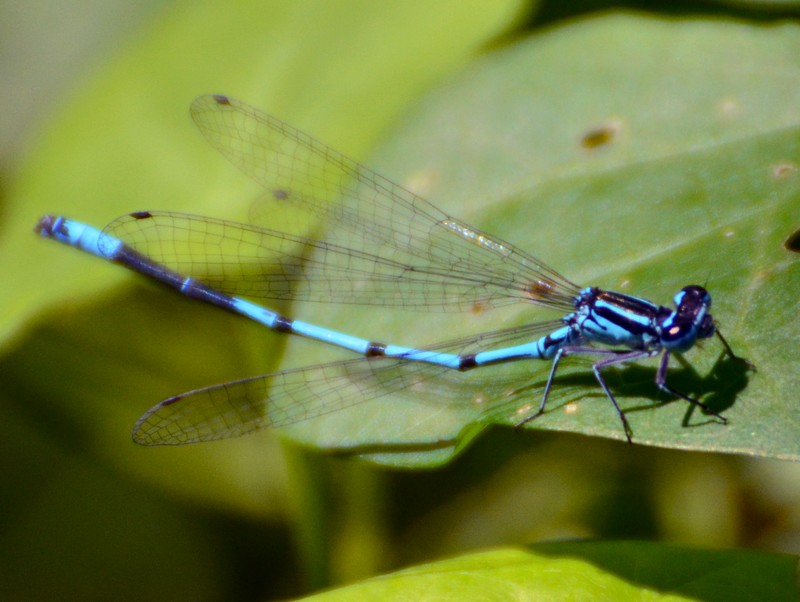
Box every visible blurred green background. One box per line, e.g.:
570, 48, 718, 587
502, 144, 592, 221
2, 1, 800, 600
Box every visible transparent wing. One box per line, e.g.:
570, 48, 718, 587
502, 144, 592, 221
105, 94, 579, 313
132, 319, 566, 445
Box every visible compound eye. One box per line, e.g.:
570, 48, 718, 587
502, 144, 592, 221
674, 285, 711, 309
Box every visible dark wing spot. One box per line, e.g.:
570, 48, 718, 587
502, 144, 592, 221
525, 279, 557, 300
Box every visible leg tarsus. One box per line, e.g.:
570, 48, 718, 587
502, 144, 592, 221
657, 350, 728, 423
590, 352, 648, 444
716, 329, 756, 371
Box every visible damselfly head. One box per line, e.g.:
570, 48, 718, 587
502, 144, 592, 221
662, 285, 716, 351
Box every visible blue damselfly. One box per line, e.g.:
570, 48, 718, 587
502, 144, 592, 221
36, 95, 752, 446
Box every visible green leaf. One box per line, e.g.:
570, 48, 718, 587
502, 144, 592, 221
5, 9, 800, 480
299, 542, 800, 601
279, 14, 800, 466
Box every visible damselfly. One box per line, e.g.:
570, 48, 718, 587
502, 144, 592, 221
35, 94, 751, 446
